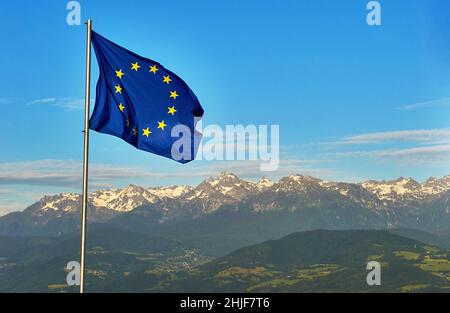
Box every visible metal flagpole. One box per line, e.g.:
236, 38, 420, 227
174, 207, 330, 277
80, 19, 92, 294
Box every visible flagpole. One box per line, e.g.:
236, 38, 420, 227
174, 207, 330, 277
80, 18, 92, 294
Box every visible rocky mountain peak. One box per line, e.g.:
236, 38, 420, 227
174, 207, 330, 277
361, 177, 424, 202
257, 177, 274, 189
272, 174, 323, 193
422, 175, 450, 195
33, 192, 80, 214
206, 172, 241, 185
192, 172, 258, 199
287, 174, 322, 183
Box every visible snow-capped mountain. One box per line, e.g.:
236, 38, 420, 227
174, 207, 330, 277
422, 175, 450, 195
186, 172, 258, 200
38, 193, 81, 213
361, 177, 424, 202
90, 184, 193, 212
272, 175, 324, 193
20, 172, 450, 215
25, 184, 193, 217
181, 172, 261, 214
2, 172, 450, 236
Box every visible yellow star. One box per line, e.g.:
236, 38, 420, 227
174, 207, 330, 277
133, 127, 137, 136
115, 84, 122, 94
142, 127, 152, 138
157, 120, 167, 130
118, 103, 125, 112
163, 75, 172, 84
131, 62, 141, 71
149, 65, 159, 74
170, 91, 179, 100
115, 69, 124, 79
168, 106, 177, 115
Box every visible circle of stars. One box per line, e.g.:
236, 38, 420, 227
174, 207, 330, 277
112, 61, 179, 139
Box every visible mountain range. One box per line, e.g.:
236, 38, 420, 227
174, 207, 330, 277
2, 172, 450, 240
13, 172, 450, 214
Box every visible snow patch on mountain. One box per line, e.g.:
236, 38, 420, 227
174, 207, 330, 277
361, 177, 440, 202
39, 193, 80, 213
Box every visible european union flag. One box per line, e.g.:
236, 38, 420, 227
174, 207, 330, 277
90, 31, 204, 163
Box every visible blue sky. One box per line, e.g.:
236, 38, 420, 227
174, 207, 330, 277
2, 0, 450, 214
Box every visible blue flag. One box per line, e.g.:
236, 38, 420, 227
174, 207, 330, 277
90, 31, 204, 163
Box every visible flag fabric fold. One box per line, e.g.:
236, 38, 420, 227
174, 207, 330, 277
90, 31, 204, 163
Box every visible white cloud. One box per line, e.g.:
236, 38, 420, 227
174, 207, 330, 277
396, 97, 450, 111
27, 97, 89, 110
336, 129, 450, 145
0, 158, 331, 189
335, 145, 450, 158
0, 188, 14, 195
313, 129, 450, 166
374, 144, 450, 158
0, 160, 150, 188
